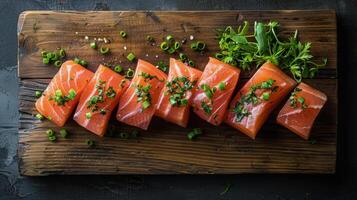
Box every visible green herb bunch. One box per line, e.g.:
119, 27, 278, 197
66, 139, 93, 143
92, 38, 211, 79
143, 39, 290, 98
216, 21, 327, 82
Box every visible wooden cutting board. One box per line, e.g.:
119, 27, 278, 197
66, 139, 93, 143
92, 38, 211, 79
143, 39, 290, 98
18, 10, 337, 176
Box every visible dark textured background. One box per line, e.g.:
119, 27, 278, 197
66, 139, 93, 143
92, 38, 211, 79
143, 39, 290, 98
1, 0, 356, 199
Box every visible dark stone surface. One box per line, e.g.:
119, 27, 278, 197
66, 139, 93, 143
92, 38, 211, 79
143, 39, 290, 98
0, 0, 356, 199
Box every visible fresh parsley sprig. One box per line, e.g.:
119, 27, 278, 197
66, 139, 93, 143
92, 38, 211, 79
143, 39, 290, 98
216, 21, 327, 82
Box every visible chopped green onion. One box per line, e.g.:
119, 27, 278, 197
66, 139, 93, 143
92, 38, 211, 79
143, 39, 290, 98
85, 139, 95, 147
42, 57, 50, 65
166, 35, 173, 41
100, 47, 110, 55
48, 135, 56, 142
218, 82, 226, 91
35, 113, 44, 120
50, 53, 59, 61
119, 30, 127, 38
215, 53, 224, 60
114, 65, 123, 73
58, 49, 66, 58
157, 61, 168, 72
168, 47, 176, 54
73, 57, 80, 64
188, 60, 195, 67
119, 132, 129, 139
142, 100, 151, 109
46, 52, 54, 60
60, 128, 68, 138
125, 68, 134, 78
174, 41, 181, 50
68, 89, 76, 100
262, 92, 270, 101
46, 129, 54, 136
79, 59, 88, 67
196, 41, 206, 51
179, 53, 187, 61
160, 41, 169, 51
41, 51, 48, 58
187, 128, 202, 140
90, 42, 97, 49
146, 35, 154, 42
35, 91, 42, 98
190, 42, 198, 50
298, 97, 305, 104
54, 60, 62, 68
55, 89, 62, 97
85, 112, 92, 119
126, 53, 136, 62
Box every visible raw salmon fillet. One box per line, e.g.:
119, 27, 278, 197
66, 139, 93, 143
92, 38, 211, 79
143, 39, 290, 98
73, 65, 129, 136
155, 58, 202, 127
116, 59, 167, 130
225, 62, 296, 139
35, 60, 94, 127
191, 57, 241, 126
276, 82, 327, 140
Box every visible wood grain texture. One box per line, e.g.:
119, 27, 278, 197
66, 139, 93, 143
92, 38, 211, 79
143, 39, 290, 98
18, 10, 337, 175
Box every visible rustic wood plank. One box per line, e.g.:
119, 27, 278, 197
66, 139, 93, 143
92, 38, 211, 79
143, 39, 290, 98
18, 10, 337, 175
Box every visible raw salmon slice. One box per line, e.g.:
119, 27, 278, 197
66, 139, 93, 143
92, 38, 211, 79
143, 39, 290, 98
73, 65, 129, 136
191, 57, 241, 126
276, 82, 327, 140
35, 60, 94, 127
225, 62, 296, 139
155, 58, 202, 127
116, 59, 167, 130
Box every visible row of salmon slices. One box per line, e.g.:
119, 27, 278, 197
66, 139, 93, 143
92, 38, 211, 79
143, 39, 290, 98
35, 57, 327, 140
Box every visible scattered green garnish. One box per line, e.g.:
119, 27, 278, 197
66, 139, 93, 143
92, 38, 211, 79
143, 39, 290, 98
100, 47, 110, 55
216, 21, 327, 82
54, 60, 62, 68
48, 88, 77, 106
289, 87, 308, 109
232, 79, 277, 122
74, 57, 81, 64
190, 41, 206, 52
79, 59, 88, 67
85, 112, 92, 119
157, 61, 168, 72
218, 82, 226, 91
42, 57, 50, 65
134, 83, 152, 110
35, 91, 42, 98
90, 42, 97, 49
105, 86, 116, 99
174, 41, 181, 50
119, 30, 127, 38
167, 47, 176, 54
127, 52, 136, 62
35, 113, 44, 120
60, 128, 68, 138
125, 68, 134, 78
188, 60, 195, 67
166, 35, 173, 41
59, 48, 66, 58
85, 139, 95, 147
201, 101, 212, 115
46, 129, 56, 142
187, 128, 202, 140
146, 35, 154, 42
200, 84, 215, 99
114, 65, 123, 73
165, 76, 196, 107
179, 53, 187, 61
160, 41, 169, 51
41, 48, 66, 67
